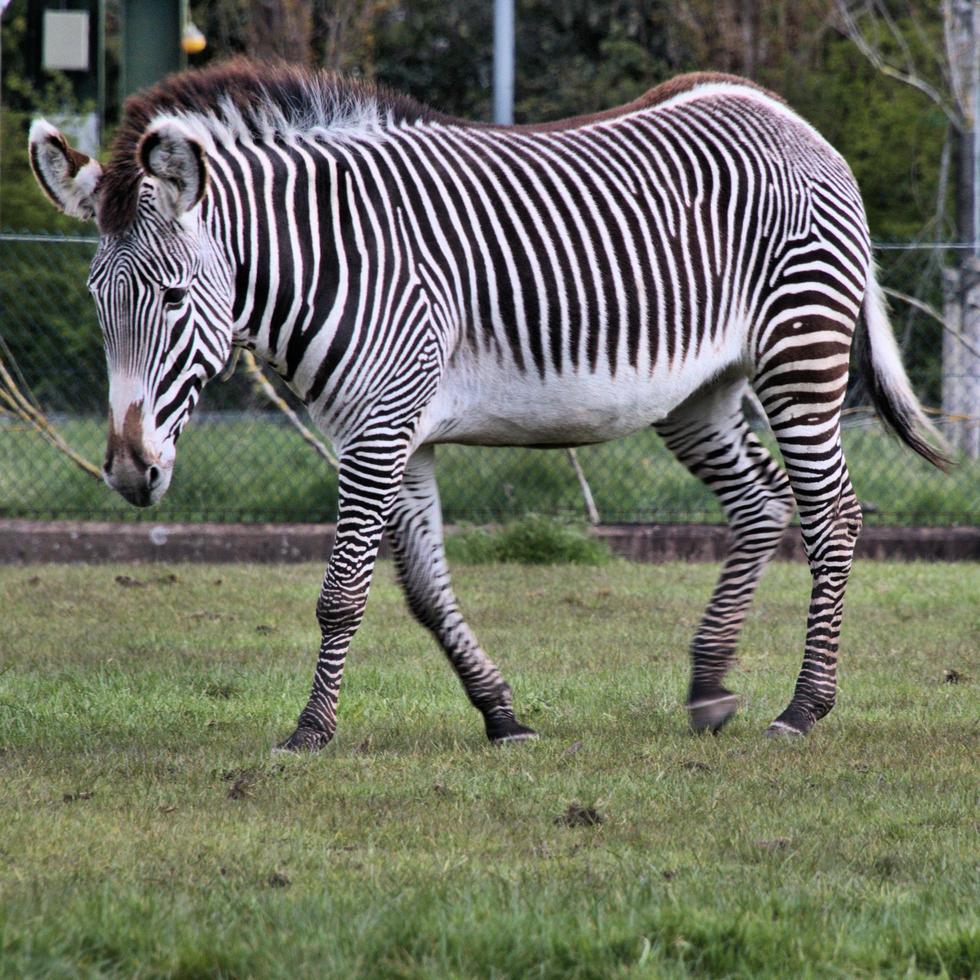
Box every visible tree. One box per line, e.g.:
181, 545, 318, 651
837, 0, 979, 458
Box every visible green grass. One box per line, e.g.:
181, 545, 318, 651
1, 416, 977, 525
447, 515, 613, 565
0, 560, 977, 977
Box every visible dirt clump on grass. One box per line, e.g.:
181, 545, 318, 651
114, 573, 179, 589
223, 765, 287, 800
203, 681, 238, 700
61, 790, 94, 803
224, 768, 261, 800
680, 760, 711, 772
555, 803, 603, 827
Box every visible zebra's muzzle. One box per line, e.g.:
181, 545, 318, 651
102, 455, 170, 508
103, 402, 173, 507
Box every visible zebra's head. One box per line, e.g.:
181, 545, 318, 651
29, 119, 234, 507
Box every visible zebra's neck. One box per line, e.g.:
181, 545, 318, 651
202, 127, 452, 414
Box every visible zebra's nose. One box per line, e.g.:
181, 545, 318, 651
103, 446, 162, 508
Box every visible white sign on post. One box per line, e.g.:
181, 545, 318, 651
43, 10, 90, 72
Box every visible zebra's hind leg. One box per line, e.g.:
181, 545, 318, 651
387, 445, 537, 744
656, 379, 796, 734
755, 317, 863, 736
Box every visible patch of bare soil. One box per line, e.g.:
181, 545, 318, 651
222, 764, 286, 800
115, 573, 179, 588
555, 803, 603, 827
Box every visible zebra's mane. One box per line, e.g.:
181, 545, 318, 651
98, 59, 447, 235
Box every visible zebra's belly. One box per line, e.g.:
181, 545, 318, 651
419, 358, 734, 448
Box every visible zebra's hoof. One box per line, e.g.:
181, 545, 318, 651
274, 725, 331, 754
485, 716, 538, 744
764, 720, 806, 737
764, 705, 814, 737
687, 691, 738, 734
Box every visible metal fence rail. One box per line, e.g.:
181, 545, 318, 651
1, 233, 977, 526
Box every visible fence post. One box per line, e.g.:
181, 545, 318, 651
942, 256, 980, 458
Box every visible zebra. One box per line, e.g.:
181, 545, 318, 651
29, 61, 948, 752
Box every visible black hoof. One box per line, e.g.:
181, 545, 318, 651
765, 704, 816, 737
273, 725, 331, 754
485, 714, 538, 744
687, 689, 738, 734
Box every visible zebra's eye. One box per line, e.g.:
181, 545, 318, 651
162, 286, 187, 306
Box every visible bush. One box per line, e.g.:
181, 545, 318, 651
446, 514, 612, 565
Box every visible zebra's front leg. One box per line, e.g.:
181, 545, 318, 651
388, 446, 536, 743
278, 443, 410, 753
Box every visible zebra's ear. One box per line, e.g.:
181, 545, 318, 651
28, 120, 103, 222
137, 120, 208, 220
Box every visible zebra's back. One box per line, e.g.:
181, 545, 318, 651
399, 80, 869, 447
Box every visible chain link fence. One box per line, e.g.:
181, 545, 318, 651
1, 232, 977, 526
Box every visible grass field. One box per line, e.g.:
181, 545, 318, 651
0, 560, 977, 977
2, 416, 978, 526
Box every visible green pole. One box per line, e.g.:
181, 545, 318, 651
119, 0, 182, 101
97, 0, 106, 147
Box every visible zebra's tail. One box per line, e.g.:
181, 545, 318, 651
858, 265, 952, 471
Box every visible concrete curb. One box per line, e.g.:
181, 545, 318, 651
0, 520, 976, 564
593, 523, 979, 562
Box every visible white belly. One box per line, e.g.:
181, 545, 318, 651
418, 346, 741, 447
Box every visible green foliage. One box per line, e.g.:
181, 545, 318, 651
1, 0, 96, 115
370, 0, 494, 120
443, 523, 500, 564
0, 234, 102, 412
511, 2, 672, 121
447, 514, 612, 565
0, 560, 976, 977
364, 1, 675, 123
0, 0, 99, 232
789, 32, 950, 243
